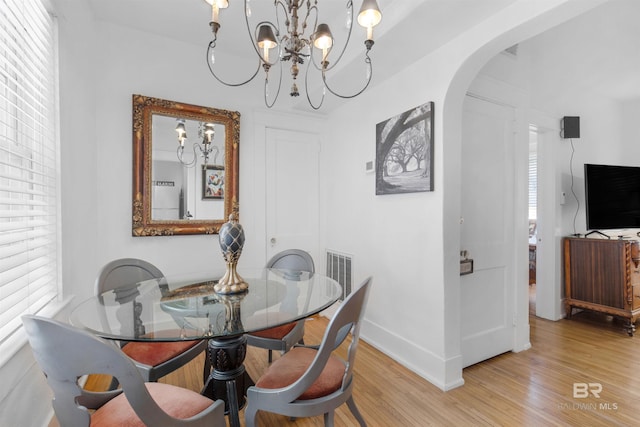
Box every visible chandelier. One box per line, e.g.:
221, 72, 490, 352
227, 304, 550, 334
175, 119, 219, 167
204, 0, 382, 109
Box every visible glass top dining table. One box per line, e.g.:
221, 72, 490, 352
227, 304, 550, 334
70, 268, 341, 427
70, 267, 342, 342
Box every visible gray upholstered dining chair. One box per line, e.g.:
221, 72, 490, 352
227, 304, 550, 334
22, 315, 225, 427
95, 258, 209, 383
246, 249, 315, 363
244, 276, 372, 427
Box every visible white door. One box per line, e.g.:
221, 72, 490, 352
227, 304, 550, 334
265, 128, 320, 263
460, 95, 516, 367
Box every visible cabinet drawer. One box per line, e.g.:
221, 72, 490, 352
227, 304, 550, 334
634, 286, 640, 310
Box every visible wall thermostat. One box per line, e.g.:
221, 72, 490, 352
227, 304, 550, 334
365, 160, 374, 174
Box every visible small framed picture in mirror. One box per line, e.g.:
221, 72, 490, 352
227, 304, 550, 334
203, 165, 225, 200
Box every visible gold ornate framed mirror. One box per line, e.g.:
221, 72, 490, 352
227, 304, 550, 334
132, 94, 240, 236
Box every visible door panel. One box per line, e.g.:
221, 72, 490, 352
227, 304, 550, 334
265, 129, 320, 263
461, 95, 515, 367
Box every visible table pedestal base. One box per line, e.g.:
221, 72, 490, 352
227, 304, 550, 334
201, 335, 254, 427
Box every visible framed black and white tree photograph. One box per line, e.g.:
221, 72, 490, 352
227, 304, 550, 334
375, 102, 434, 195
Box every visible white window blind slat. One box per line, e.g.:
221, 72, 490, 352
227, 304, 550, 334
1, 253, 53, 286
1, 138, 57, 160
0, 5, 54, 85
1, 292, 53, 333
0, 220, 49, 233
0, 290, 55, 338
0, 211, 51, 221
0, 238, 53, 265
0, 198, 49, 207
0, 172, 57, 188
0, 227, 51, 246
0, 183, 54, 196
529, 130, 537, 221
0, 0, 59, 345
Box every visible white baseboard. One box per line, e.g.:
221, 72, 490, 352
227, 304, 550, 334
359, 317, 464, 391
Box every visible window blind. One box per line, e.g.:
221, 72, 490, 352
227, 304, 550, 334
528, 130, 537, 220
0, 0, 58, 344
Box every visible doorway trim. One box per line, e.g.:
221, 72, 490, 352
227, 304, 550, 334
529, 110, 564, 321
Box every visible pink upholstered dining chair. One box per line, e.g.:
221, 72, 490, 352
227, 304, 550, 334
246, 249, 315, 363
244, 276, 372, 427
22, 315, 225, 427
95, 258, 208, 383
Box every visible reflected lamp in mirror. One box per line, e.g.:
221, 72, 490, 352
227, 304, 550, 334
132, 94, 240, 236
176, 119, 219, 167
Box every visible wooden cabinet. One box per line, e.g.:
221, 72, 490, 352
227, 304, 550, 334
563, 237, 640, 335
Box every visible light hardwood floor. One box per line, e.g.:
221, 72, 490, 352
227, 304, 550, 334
50, 311, 640, 426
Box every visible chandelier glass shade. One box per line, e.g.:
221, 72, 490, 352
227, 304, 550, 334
204, 0, 382, 109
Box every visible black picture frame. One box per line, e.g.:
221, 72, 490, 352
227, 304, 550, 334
375, 102, 434, 195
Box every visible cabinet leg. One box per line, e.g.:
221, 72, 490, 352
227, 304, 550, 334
626, 320, 635, 337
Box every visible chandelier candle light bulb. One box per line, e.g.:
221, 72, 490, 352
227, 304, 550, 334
257, 24, 277, 64
212, 3, 218, 23
313, 23, 333, 65
358, 0, 382, 41
206, 0, 228, 23
175, 119, 187, 147
204, 122, 215, 143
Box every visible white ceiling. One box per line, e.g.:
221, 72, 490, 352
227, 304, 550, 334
86, 0, 517, 110
87, 0, 640, 108
521, 0, 640, 103
86, 1, 516, 60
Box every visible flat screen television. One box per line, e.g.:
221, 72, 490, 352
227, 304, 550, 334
584, 163, 640, 230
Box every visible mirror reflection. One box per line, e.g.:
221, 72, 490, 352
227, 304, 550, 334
132, 94, 240, 236
151, 115, 226, 220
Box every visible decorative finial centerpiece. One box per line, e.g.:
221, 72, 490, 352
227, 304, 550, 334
215, 213, 248, 294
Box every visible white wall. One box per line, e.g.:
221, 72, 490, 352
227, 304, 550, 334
320, 56, 450, 388
621, 100, 640, 152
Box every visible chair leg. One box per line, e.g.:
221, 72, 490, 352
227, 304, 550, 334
244, 404, 258, 427
268, 349, 273, 363
324, 411, 335, 427
347, 396, 367, 426
107, 376, 119, 391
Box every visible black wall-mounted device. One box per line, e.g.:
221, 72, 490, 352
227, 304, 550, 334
562, 116, 580, 139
